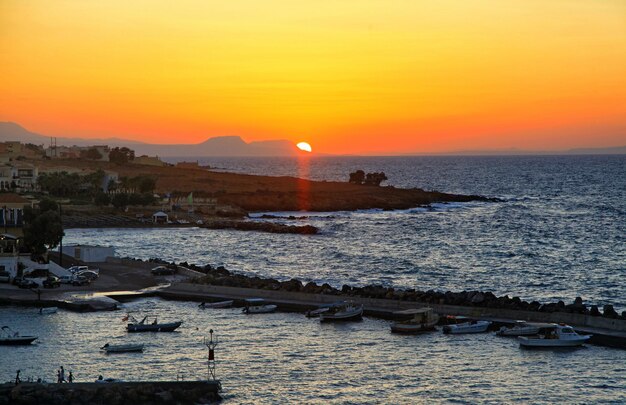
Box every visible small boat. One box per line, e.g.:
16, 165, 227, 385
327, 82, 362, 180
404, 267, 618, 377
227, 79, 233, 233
0, 326, 38, 345
39, 307, 58, 315
443, 319, 491, 334
320, 302, 363, 322
199, 300, 234, 309
519, 324, 591, 348
242, 298, 277, 314
305, 303, 341, 318
126, 315, 182, 332
101, 343, 145, 353
496, 320, 544, 337
391, 308, 439, 334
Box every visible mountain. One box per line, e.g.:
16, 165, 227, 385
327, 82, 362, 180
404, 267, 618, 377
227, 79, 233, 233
0, 122, 300, 156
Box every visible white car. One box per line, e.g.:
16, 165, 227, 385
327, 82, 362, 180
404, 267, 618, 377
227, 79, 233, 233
58, 275, 74, 284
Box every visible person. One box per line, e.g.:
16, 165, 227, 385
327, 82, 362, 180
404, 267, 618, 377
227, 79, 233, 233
68, 371, 73, 383
15, 370, 20, 386
199, 302, 206, 308
59, 366, 65, 383
95, 375, 104, 383
57, 369, 62, 383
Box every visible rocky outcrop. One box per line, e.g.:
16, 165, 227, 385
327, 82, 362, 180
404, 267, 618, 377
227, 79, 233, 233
202, 221, 317, 234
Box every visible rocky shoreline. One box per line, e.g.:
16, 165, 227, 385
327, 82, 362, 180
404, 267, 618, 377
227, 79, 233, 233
144, 258, 626, 320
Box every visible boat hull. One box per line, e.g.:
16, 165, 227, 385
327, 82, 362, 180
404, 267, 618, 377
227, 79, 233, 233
443, 321, 491, 334
391, 324, 437, 334
519, 336, 590, 348
320, 307, 363, 322
0, 336, 37, 345
103, 344, 144, 353
244, 305, 277, 314
127, 322, 182, 332
200, 300, 233, 309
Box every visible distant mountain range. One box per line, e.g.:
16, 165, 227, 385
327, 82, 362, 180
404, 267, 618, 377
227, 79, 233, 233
0, 122, 300, 157
1, 121, 625, 156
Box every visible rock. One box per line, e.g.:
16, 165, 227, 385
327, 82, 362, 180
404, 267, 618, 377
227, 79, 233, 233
603, 304, 618, 318
589, 305, 600, 316
574, 296, 583, 306
470, 292, 485, 304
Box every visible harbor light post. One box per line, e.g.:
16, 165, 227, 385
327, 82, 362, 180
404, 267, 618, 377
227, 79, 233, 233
203, 330, 218, 381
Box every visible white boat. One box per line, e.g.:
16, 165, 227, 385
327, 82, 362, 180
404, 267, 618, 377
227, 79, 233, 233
320, 302, 363, 322
443, 320, 491, 334
0, 326, 38, 345
101, 343, 144, 353
39, 307, 58, 315
242, 298, 277, 314
391, 308, 439, 334
496, 320, 545, 337
126, 315, 182, 332
199, 300, 234, 309
518, 324, 591, 348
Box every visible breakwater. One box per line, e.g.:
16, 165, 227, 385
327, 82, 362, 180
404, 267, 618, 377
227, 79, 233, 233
0, 381, 221, 405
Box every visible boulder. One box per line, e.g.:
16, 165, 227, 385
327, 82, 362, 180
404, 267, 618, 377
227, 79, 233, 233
602, 305, 618, 318
470, 292, 485, 304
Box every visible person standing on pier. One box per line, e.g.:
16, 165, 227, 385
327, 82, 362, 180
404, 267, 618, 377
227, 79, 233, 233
15, 370, 20, 385
68, 371, 74, 383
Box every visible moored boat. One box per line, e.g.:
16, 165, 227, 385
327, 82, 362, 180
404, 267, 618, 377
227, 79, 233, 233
320, 302, 363, 322
518, 324, 591, 348
126, 315, 182, 332
391, 308, 439, 334
39, 307, 58, 315
242, 298, 277, 314
101, 343, 145, 353
0, 326, 38, 345
443, 320, 491, 334
496, 320, 545, 337
199, 300, 234, 309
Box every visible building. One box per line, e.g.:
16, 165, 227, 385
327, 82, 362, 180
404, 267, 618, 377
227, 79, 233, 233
0, 193, 33, 238
60, 244, 116, 263
45, 145, 110, 161
134, 155, 167, 167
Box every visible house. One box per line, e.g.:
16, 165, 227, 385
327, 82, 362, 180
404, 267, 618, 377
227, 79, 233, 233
152, 211, 168, 224
0, 234, 20, 279
0, 193, 33, 238
61, 244, 116, 263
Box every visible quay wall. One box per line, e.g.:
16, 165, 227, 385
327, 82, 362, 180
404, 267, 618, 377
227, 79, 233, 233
0, 381, 221, 405
161, 283, 626, 332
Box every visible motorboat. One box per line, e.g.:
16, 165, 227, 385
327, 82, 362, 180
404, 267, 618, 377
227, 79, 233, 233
101, 343, 145, 353
443, 319, 491, 334
305, 302, 342, 318
518, 324, 591, 348
391, 308, 439, 334
126, 315, 182, 332
242, 298, 277, 314
39, 307, 58, 315
199, 300, 234, 309
320, 302, 363, 322
496, 320, 545, 337
0, 326, 38, 345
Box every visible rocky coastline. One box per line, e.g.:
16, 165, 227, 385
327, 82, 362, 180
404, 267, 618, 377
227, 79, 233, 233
144, 258, 626, 320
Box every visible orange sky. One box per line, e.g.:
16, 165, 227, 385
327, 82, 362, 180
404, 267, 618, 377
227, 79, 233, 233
1, 0, 625, 154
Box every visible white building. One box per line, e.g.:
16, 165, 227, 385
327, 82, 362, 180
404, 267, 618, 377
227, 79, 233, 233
61, 244, 116, 263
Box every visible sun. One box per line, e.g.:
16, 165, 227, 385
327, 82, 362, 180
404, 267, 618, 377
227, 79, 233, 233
297, 142, 312, 153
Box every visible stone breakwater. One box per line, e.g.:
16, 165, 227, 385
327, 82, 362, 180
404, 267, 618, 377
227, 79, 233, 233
201, 220, 318, 234
144, 258, 626, 321
0, 381, 221, 405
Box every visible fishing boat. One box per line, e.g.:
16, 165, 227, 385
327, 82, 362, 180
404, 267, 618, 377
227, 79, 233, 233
39, 307, 58, 315
199, 300, 234, 309
126, 315, 182, 332
0, 326, 38, 345
242, 298, 277, 314
443, 319, 491, 334
390, 308, 439, 334
101, 343, 145, 353
320, 301, 363, 322
518, 324, 591, 348
496, 320, 545, 336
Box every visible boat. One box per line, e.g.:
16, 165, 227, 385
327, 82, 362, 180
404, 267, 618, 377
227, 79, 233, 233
101, 343, 145, 353
39, 307, 58, 315
305, 303, 342, 318
319, 302, 363, 322
199, 300, 234, 309
496, 320, 546, 336
518, 324, 591, 348
0, 326, 38, 345
126, 315, 182, 332
390, 308, 439, 334
442, 319, 491, 334
242, 298, 277, 314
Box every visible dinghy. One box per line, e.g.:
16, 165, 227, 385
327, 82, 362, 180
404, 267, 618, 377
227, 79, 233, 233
0, 326, 38, 345
39, 307, 58, 315
443, 320, 491, 334
101, 343, 145, 353
320, 302, 363, 322
242, 298, 277, 314
199, 300, 234, 309
126, 315, 182, 332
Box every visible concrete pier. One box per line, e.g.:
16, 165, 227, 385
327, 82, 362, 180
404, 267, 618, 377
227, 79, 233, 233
0, 381, 221, 405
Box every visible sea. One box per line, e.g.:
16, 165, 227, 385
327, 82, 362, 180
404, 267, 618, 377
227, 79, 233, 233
1, 155, 625, 403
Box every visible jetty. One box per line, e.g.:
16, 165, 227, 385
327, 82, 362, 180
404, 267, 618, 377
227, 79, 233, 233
0, 381, 221, 404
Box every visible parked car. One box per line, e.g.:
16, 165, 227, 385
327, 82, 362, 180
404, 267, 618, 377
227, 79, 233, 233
151, 266, 175, 276
71, 276, 90, 286
0, 271, 10, 283
68, 266, 89, 274
17, 278, 38, 289
58, 275, 74, 284
43, 276, 61, 288
77, 271, 98, 281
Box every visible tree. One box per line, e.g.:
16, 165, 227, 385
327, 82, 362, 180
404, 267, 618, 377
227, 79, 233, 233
111, 193, 129, 209
80, 147, 103, 160
94, 191, 111, 206
23, 199, 64, 256
109, 147, 135, 165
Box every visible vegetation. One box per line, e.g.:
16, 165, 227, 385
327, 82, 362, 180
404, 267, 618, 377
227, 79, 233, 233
111, 193, 156, 209
109, 147, 135, 165
80, 147, 103, 160
23, 198, 64, 256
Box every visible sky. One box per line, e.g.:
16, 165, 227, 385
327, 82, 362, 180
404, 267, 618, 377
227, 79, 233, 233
1, 0, 625, 154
